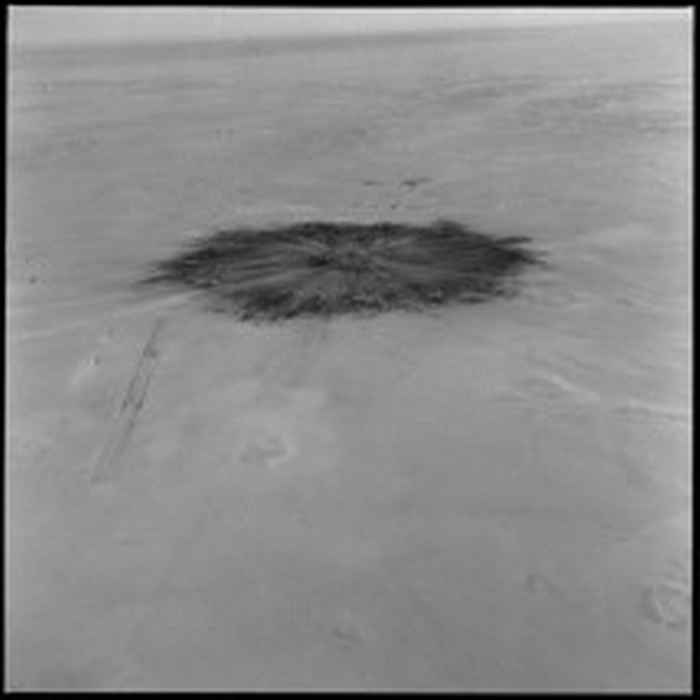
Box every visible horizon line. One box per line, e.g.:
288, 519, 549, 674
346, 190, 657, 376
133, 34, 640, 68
9, 7, 688, 51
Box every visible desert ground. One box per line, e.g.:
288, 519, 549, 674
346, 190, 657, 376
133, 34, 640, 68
7, 19, 690, 690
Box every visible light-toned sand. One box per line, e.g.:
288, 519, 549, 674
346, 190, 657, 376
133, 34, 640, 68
8, 20, 690, 690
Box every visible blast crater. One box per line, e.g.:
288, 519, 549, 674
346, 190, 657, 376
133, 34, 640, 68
142, 220, 543, 322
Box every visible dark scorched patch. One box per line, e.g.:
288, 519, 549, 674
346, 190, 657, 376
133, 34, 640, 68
141, 220, 543, 322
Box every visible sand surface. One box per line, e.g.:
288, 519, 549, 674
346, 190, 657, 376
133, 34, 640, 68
7, 21, 690, 690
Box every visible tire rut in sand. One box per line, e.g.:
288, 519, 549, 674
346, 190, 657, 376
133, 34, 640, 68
90, 317, 167, 484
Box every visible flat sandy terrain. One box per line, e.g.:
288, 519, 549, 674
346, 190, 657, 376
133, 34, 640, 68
7, 21, 690, 690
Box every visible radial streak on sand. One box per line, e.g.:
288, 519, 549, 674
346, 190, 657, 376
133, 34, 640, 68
9, 292, 198, 343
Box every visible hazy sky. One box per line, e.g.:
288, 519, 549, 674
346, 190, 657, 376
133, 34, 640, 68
10, 7, 684, 48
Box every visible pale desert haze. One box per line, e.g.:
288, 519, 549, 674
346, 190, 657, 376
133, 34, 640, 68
6, 8, 691, 691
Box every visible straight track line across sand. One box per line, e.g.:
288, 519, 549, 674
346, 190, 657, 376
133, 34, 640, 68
90, 317, 167, 484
